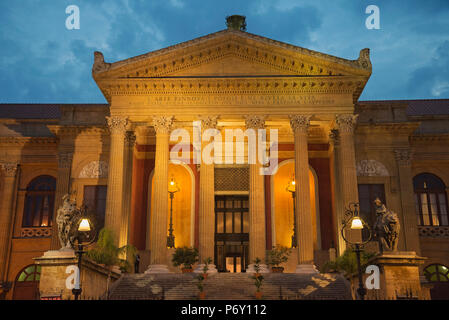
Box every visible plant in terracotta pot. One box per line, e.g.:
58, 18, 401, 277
202, 257, 213, 279
267, 245, 291, 273
197, 273, 206, 299
250, 257, 264, 299
172, 246, 199, 273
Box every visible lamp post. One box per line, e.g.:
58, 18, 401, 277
341, 202, 372, 300
167, 177, 180, 248
70, 215, 96, 300
286, 176, 297, 248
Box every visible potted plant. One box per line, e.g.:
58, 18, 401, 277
267, 245, 291, 273
250, 257, 264, 299
202, 257, 212, 279
86, 228, 137, 299
172, 246, 199, 273
197, 273, 206, 299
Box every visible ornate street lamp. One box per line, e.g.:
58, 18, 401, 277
167, 177, 180, 248
341, 202, 372, 300
69, 211, 97, 300
286, 176, 297, 248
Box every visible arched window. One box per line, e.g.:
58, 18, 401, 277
413, 173, 448, 226
16, 265, 41, 282
424, 264, 449, 282
22, 175, 56, 227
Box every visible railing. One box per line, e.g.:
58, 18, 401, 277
20, 227, 52, 238
418, 226, 449, 238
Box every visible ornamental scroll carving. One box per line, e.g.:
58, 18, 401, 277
79, 161, 109, 178
92, 51, 111, 74
289, 115, 312, 133
200, 115, 219, 129
356, 160, 389, 177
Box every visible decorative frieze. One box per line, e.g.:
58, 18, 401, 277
289, 115, 311, 133
21, 227, 52, 238
335, 114, 358, 134
418, 226, 449, 238
106, 116, 128, 135
356, 160, 389, 177
79, 160, 109, 179
152, 116, 174, 134
0, 162, 18, 177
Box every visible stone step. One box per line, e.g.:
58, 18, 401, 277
106, 272, 352, 300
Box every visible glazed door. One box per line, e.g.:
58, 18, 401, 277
214, 195, 249, 272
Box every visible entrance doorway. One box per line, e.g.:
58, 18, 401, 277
214, 195, 249, 272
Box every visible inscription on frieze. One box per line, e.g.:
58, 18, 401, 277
147, 94, 336, 106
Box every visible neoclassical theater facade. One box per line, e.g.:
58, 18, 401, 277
1, 20, 449, 299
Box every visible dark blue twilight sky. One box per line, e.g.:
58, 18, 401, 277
1, 0, 448, 103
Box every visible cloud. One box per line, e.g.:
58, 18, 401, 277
407, 40, 449, 98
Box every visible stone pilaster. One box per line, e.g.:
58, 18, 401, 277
146, 116, 173, 273
119, 131, 136, 249
245, 115, 268, 273
329, 129, 346, 255
50, 152, 73, 250
335, 114, 359, 215
0, 162, 18, 281
394, 149, 421, 254
105, 116, 128, 243
195, 116, 219, 274
289, 115, 317, 273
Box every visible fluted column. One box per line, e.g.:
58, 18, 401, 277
395, 149, 421, 254
119, 131, 136, 249
289, 115, 317, 273
329, 130, 346, 255
50, 152, 73, 249
195, 116, 219, 274
335, 114, 359, 212
0, 162, 18, 281
245, 116, 268, 273
146, 116, 173, 273
105, 116, 128, 243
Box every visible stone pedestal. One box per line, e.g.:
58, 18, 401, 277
34, 249, 121, 300
362, 251, 430, 300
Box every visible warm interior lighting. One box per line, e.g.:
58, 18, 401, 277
78, 219, 91, 232
351, 217, 363, 230
286, 176, 296, 193
168, 177, 180, 193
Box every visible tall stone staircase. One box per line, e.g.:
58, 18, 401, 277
106, 272, 352, 300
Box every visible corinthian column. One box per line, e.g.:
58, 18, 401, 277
395, 149, 421, 254
105, 116, 128, 243
245, 115, 269, 273
0, 162, 18, 281
146, 116, 173, 273
289, 115, 317, 273
335, 114, 359, 206
119, 131, 136, 249
50, 152, 73, 249
195, 116, 219, 274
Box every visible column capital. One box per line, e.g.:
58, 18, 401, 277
0, 162, 18, 177
152, 116, 174, 134
106, 116, 128, 135
394, 149, 413, 166
200, 115, 219, 129
58, 152, 73, 169
125, 131, 137, 147
289, 115, 312, 133
245, 115, 266, 129
335, 114, 358, 133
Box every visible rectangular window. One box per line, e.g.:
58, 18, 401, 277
83, 185, 107, 229
358, 184, 386, 226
